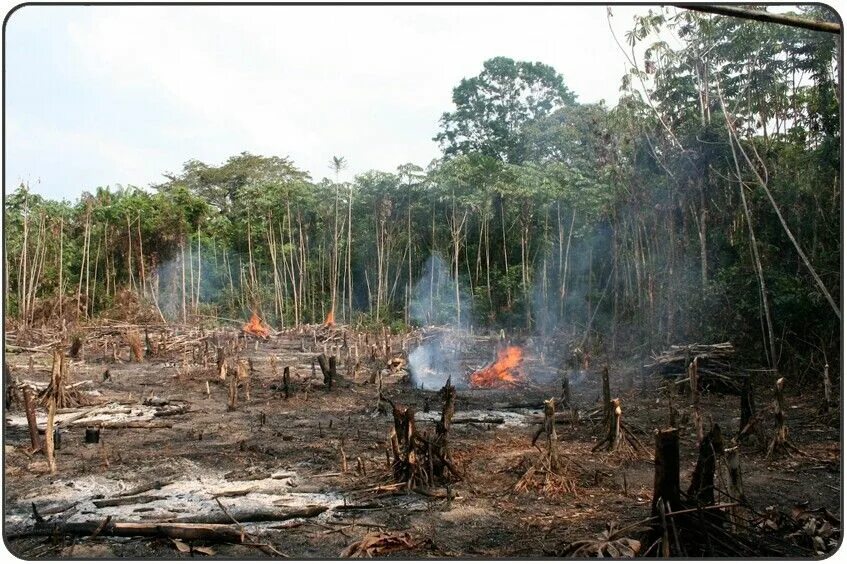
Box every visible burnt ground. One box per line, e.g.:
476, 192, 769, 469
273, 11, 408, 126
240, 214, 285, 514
2, 323, 842, 558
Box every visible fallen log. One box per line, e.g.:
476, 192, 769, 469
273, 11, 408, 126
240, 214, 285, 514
118, 480, 174, 497
92, 494, 167, 508
85, 421, 173, 429
8, 521, 245, 543
188, 505, 329, 524
450, 417, 505, 425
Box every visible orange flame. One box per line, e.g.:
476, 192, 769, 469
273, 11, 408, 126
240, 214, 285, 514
243, 312, 270, 338
469, 346, 524, 388
324, 310, 335, 327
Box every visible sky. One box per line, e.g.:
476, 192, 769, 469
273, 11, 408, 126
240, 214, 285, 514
5, 3, 665, 200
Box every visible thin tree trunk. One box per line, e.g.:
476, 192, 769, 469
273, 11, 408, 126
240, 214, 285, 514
347, 183, 354, 321
196, 224, 202, 309
58, 216, 64, 318
180, 239, 187, 323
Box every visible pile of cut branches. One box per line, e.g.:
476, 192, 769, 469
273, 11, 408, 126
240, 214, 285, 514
647, 343, 743, 394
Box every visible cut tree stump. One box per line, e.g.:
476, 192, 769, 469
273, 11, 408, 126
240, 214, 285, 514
766, 377, 807, 460
382, 377, 460, 490
819, 363, 834, 416
651, 428, 681, 517
687, 423, 724, 506
39, 348, 82, 409
516, 397, 576, 495
592, 398, 645, 456
723, 444, 746, 532
559, 370, 571, 408
317, 354, 338, 390
283, 366, 291, 399
23, 386, 42, 452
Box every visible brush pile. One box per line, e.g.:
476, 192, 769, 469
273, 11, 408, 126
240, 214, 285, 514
647, 343, 742, 394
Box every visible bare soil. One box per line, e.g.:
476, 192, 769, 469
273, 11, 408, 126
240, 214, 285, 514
3, 323, 841, 558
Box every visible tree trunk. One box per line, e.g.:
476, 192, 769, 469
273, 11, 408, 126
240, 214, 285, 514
652, 428, 681, 516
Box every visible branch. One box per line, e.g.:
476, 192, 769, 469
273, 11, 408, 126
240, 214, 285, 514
674, 4, 841, 34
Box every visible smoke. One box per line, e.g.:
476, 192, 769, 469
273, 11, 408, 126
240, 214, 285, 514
525, 218, 616, 388
408, 253, 472, 328
407, 253, 474, 390
149, 238, 242, 322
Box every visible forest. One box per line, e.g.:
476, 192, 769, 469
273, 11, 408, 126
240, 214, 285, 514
3, 5, 842, 559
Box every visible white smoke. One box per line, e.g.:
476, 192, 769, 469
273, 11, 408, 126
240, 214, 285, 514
407, 253, 473, 390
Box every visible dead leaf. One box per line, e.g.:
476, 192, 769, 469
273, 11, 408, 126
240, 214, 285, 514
172, 539, 191, 553
341, 531, 417, 558
194, 546, 216, 556
563, 523, 642, 558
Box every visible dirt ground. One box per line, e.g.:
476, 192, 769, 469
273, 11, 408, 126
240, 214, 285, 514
3, 323, 841, 558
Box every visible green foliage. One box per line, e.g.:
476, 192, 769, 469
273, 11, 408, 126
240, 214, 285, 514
435, 57, 577, 164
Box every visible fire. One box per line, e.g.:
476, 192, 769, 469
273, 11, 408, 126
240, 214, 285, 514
469, 346, 524, 388
243, 312, 270, 338
324, 310, 335, 327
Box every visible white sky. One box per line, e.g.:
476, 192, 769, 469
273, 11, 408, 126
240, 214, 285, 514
5, 3, 667, 199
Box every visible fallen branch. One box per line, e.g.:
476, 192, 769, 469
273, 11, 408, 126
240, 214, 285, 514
188, 505, 330, 524
92, 494, 167, 508
9, 521, 245, 543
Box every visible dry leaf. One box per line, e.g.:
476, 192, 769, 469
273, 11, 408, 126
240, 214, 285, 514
341, 531, 417, 558
194, 546, 216, 556
563, 522, 642, 558
172, 539, 191, 553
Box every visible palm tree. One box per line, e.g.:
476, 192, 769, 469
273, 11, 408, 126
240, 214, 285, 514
328, 156, 348, 322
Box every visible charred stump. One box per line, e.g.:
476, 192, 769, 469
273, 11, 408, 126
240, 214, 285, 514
600, 364, 611, 426
282, 366, 291, 399
652, 428, 681, 517
382, 377, 460, 490
687, 424, 724, 506
317, 354, 338, 390
560, 372, 571, 408
69, 335, 83, 359
5, 361, 17, 410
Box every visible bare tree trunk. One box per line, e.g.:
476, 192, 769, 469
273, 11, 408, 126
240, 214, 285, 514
58, 216, 64, 318
137, 215, 146, 298
126, 214, 135, 293
196, 224, 202, 310
347, 184, 354, 321
500, 198, 511, 308
180, 239, 187, 323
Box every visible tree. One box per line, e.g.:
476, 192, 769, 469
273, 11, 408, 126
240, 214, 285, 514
435, 57, 577, 164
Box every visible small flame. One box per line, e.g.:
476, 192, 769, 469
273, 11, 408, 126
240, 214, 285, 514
243, 312, 270, 338
324, 310, 335, 327
469, 346, 524, 388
